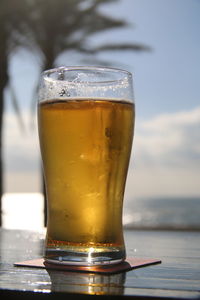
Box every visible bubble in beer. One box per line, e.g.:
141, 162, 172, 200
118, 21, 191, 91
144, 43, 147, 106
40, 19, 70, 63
58, 70, 65, 80
59, 89, 66, 96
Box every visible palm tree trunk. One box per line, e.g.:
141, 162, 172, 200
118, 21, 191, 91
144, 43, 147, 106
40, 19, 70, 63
0, 56, 8, 226
42, 57, 55, 227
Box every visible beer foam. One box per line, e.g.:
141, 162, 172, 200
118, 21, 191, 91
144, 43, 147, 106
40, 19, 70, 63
39, 67, 134, 103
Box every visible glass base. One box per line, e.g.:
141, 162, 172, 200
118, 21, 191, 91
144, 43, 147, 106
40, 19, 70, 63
44, 247, 126, 266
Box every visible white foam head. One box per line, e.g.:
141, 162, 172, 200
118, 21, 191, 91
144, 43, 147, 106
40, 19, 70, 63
39, 66, 134, 103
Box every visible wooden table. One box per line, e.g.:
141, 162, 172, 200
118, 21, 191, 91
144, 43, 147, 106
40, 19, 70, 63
0, 228, 199, 299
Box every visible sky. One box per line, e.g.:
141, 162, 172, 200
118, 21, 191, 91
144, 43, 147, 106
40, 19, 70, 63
3, 0, 200, 203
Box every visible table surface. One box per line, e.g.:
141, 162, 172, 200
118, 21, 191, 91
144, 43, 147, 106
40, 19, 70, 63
0, 228, 199, 299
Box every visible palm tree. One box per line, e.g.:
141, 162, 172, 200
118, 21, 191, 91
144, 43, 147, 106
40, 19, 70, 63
0, 0, 150, 226
21, 0, 150, 225
0, 0, 27, 225
23, 0, 150, 70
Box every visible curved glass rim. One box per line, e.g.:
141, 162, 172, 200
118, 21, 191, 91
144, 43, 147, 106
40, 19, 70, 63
43, 66, 133, 85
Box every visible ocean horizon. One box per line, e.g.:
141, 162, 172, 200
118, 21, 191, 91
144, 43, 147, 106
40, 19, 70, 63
2, 193, 200, 231
123, 196, 200, 231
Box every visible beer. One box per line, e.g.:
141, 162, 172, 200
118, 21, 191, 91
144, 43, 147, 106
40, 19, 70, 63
38, 98, 134, 264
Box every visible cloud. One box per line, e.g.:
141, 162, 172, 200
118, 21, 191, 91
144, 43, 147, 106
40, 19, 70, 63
3, 111, 40, 173
3, 110, 41, 192
125, 106, 200, 199
132, 106, 200, 168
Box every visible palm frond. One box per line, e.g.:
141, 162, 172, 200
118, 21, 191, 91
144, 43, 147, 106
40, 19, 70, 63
78, 43, 152, 54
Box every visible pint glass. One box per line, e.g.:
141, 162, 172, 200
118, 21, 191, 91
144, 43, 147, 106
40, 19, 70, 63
38, 66, 135, 265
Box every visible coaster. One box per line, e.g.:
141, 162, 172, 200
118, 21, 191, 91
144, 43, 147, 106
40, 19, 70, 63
14, 257, 161, 274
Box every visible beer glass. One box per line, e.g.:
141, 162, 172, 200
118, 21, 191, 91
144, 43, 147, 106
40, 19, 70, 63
38, 66, 135, 265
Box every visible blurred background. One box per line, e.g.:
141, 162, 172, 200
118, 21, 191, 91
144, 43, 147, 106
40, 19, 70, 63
1, 0, 200, 230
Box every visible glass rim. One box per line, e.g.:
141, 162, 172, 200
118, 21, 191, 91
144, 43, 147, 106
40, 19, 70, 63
43, 66, 133, 85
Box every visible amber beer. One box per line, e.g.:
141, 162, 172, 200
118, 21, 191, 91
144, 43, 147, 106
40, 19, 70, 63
38, 98, 134, 264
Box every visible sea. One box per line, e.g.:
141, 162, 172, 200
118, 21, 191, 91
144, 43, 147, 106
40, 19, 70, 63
2, 193, 200, 231
123, 197, 200, 231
